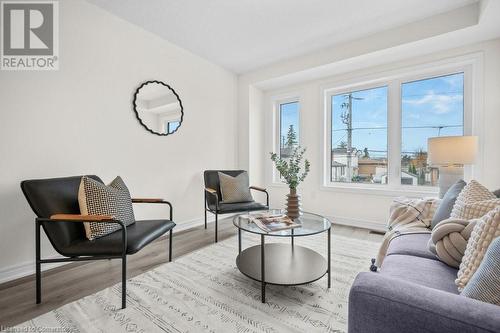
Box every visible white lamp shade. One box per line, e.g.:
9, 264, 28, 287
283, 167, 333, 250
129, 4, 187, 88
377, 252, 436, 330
427, 136, 478, 166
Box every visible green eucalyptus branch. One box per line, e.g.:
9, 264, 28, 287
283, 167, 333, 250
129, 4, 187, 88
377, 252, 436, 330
270, 146, 310, 189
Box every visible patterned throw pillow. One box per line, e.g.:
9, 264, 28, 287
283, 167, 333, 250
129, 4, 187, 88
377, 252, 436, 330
456, 207, 500, 291
461, 236, 500, 305
450, 180, 499, 219
218, 172, 253, 203
78, 176, 135, 240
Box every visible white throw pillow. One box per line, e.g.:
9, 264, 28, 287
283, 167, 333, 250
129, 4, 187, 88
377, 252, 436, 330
450, 180, 499, 219
456, 207, 500, 291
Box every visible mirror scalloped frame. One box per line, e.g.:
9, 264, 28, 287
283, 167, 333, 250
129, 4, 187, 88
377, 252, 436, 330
133, 80, 184, 136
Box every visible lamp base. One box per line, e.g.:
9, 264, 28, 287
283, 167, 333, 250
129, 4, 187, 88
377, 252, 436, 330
438, 166, 463, 199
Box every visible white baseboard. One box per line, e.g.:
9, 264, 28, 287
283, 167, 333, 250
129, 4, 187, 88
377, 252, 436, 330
0, 213, 384, 284
328, 215, 387, 233
0, 214, 228, 285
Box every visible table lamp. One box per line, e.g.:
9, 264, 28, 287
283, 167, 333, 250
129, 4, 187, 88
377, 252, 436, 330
427, 136, 478, 198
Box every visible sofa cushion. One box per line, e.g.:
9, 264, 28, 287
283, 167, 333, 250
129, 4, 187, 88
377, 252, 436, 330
428, 218, 476, 268
386, 233, 437, 261
450, 180, 498, 219
380, 254, 459, 294
456, 207, 500, 291
431, 179, 466, 228
461, 236, 500, 305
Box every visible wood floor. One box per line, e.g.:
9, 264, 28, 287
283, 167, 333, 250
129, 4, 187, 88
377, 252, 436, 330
0, 219, 381, 327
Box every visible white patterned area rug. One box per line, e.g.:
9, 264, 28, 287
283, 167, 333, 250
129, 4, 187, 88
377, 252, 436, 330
15, 232, 381, 333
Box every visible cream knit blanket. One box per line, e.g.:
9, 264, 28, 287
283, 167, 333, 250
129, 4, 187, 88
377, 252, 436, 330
375, 197, 440, 266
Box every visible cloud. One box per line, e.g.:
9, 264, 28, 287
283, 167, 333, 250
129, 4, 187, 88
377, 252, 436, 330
402, 90, 463, 114
442, 74, 463, 89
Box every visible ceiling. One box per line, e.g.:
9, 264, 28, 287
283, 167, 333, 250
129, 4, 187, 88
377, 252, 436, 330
88, 0, 479, 74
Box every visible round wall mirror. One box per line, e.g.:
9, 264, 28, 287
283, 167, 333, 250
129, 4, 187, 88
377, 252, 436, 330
133, 80, 183, 136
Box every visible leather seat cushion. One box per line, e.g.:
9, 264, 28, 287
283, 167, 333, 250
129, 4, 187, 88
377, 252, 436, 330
209, 201, 268, 214
58, 219, 175, 256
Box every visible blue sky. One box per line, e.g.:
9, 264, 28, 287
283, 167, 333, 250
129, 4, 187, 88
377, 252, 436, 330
280, 73, 464, 159
330, 72, 464, 158
280, 102, 300, 146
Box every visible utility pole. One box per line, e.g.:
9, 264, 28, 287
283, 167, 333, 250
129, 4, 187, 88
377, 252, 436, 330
341, 93, 363, 181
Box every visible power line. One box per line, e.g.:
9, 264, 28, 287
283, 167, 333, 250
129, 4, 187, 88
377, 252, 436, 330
332, 125, 462, 132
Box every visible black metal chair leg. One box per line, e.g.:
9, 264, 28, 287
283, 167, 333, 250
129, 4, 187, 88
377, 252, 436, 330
215, 212, 218, 243
204, 209, 207, 229
169, 229, 173, 262
35, 221, 41, 304
122, 255, 127, 309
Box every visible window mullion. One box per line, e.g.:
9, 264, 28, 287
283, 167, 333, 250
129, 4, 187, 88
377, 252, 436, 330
387, 80, 401, 187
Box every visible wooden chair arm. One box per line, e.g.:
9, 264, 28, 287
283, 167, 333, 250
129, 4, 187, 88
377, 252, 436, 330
205, 188, 217, 194
132, 198, 164, 203
131, 198, 173, 221
249, 186, 267, 192
50, 214, 114, 221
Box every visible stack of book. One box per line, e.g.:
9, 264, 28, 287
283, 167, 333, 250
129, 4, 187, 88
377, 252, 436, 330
244, 213, 301, 232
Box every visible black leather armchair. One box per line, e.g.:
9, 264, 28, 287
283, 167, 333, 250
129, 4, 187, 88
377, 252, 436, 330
21, 175, 176, 309
204, 170, 269, 242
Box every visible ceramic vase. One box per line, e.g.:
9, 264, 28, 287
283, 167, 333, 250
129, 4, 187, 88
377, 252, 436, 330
285, 187, 302, 219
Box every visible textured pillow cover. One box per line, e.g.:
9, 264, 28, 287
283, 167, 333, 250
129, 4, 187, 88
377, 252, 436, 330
428, 218, 476, 268
431, 179, 466, 229
456, 207, 500, 291
78, 176, 135, 240
461, 236, 500, 305
218, 172, 253, 203
450, 180, 499, 219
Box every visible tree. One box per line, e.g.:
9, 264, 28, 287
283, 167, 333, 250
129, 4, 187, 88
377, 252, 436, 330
285, 125, 298, 148
419, 168, 426, 185
408, 163, 417, 175
363, 147, 370, 158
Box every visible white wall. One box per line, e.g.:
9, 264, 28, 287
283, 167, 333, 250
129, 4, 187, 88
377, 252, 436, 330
0, 0, 237, 281
250, 38, 500, 230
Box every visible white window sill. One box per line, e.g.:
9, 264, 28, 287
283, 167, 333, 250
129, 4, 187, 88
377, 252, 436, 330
320, 184, 438, 198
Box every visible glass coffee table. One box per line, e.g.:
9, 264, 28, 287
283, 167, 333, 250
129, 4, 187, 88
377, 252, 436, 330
233, 209, 332, 303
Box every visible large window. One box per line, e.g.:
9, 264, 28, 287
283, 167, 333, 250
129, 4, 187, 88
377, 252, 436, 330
273, 100, 300, 182
331, 86, 388, 184
401, 73, 464, 186
279, 101, 300, 158
325, 68, 468, 191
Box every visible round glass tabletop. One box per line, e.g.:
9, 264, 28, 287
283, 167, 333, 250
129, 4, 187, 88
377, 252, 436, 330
233, 209, 331, 237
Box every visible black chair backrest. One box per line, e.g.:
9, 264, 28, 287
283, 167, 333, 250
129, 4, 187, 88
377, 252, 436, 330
21, 175, 103, 251
203, 170, 246, 206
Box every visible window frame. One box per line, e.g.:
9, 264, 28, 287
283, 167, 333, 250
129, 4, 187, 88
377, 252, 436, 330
322, 59, 476, 197
272, 95, 301, 184
327, 82, 390, 186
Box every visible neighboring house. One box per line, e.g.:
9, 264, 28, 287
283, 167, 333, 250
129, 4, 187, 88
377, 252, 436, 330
358, 158, 388, 182
401, 171, 418, 185
331, 148, 359, 182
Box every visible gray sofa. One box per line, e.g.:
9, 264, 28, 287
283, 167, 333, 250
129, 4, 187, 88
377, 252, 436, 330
348, 233, 500, 333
